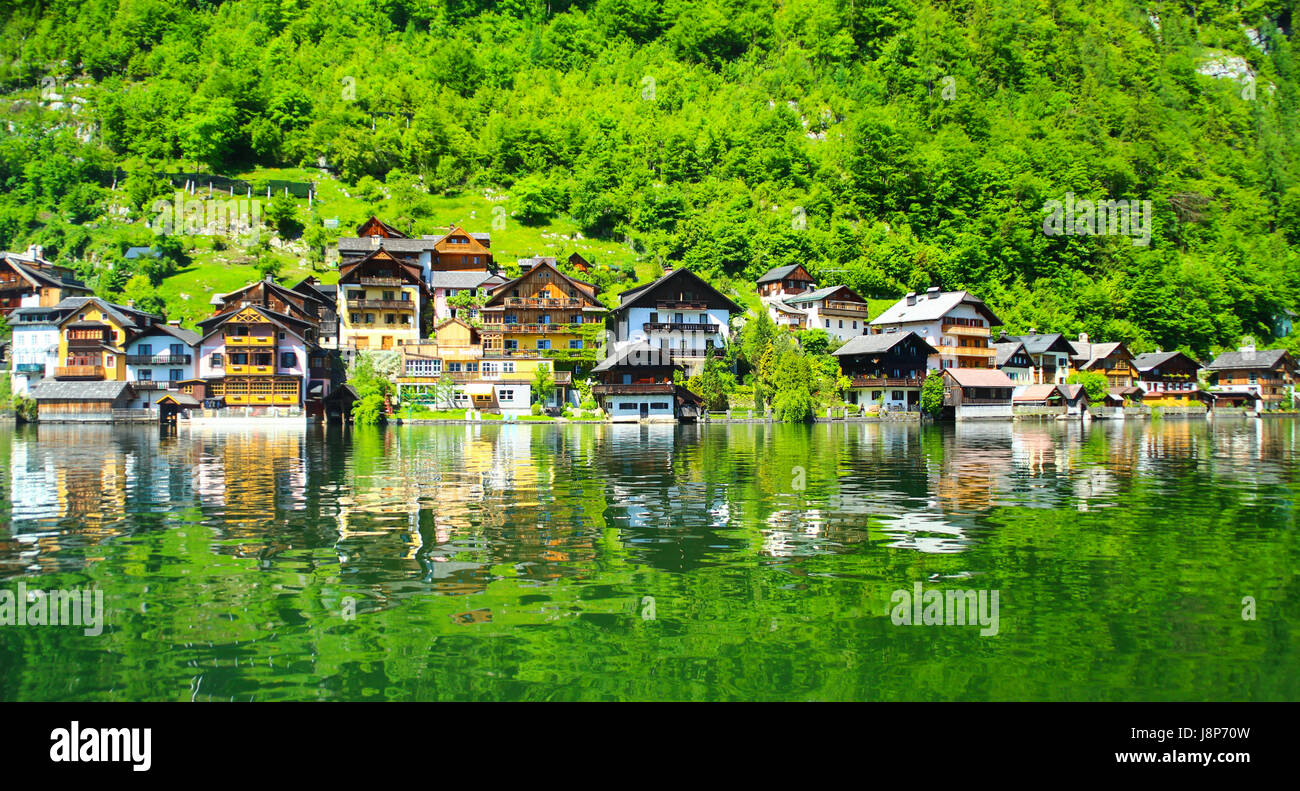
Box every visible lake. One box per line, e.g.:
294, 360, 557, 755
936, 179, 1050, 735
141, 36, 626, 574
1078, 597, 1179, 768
0, 417, 1296, 701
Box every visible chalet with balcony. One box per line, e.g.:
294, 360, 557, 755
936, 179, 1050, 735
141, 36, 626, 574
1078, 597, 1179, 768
123, 323, 200, 406
53, 298, 165, 384
1206, 343, 1298, 410
779, 285, 871, 342
0, 248, 91, 316
869, 287, 1002, 371
394, 318, 570, 415
196, 306, 320, 413
756, 264, 817, 299
941, 368, 1016, 419
480, 260, 605, 367
993, 331, 1076, 384
211, 276, 331, 335
994, 340, 1035, 384
337, 248, 431, 353
1133, 351, 1204, 405
608, 266, 741, 377
590, 342, 702, 422
832, 331, 936, 410
6, 297, 89, 395
1068, 334, 1137, 388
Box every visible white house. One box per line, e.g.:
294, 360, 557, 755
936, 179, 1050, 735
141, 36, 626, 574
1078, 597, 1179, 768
869, 287, 1002, 371
609, 266, 741, 377
124, 323, 200, 408
6, 297, 90, 395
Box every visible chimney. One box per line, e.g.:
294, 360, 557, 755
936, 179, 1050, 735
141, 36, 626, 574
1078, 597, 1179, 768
1029, 327, 1037, 335
126, 299, 135, 308
905, 291, 917, 306
1240, 336, 1256, 356
1078, 332, 1089, 344
168, 320, 181, 326
926, 286, 941, 298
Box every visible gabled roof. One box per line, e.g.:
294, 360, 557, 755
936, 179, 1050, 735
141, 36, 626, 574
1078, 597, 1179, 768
197, 304, 312, 343
56, 296, 163, 335
996, 332, 1075, 356
220, 276, 328, 308
994, 341, 1030, 368
429, 270, 507, 290
356, 216, 407, 238
833, 331, 937, 358
943, 367, 1016, 388
1059, 383, 1088, 402
1133, 351, 1200, 372
484, 259, 600, 307
2, 255, 90, 292
1206, 348, 1293, 371
869, 290, 1002, 327
156, 392, 201, 407
1072, 341, 1131, 369
617, 267, 742, 313
139, 323, 201, 346
756, 264, 814, 284
1013, 384, 1063, 403
338, 248, 430, 294
783, 284, 864, 306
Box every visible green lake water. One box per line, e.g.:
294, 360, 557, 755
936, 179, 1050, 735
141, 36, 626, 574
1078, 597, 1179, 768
0, 417, 1296, 701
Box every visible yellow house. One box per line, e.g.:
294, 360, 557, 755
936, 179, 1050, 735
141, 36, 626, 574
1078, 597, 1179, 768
338, 248, 430, 353
480, 260, 604, 364
54, 298, 160, 381
396, 318, 571, 414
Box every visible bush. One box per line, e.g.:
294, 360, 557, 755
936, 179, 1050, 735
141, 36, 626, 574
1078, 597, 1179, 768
13, 394, 38, 423
920, 372, 946, 416
531, 401, 543, 416
352, 393, 387, 425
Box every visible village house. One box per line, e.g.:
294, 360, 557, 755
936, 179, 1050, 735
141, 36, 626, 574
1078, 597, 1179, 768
122, 322, 200, 408
992, 331, 1076, 384
607, 266, 741, 378
6, 297, 88, 396
590, 341, 703, 421
869, 287, 1002, 371
942, 367, 1017, 419
1067, 333, 1143, 403
0, 247, 91, 316
289, 276, 339, 350
430, 270, 507, 323
994, 340, 1035, 384
832, 331, 936, 410
336, 248, 431, 354
195, 305, 321, 414
756, 265, 869, 341
1132, 351, 1205, 405
210, 275, 333, 331
1011, 383, 1091, 416
1205, 342, 1298, 410
394, 317, 570, 415
480, 259, 606, 367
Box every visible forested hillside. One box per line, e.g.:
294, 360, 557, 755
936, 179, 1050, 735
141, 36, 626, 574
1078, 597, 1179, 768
2, 0, 1299, 357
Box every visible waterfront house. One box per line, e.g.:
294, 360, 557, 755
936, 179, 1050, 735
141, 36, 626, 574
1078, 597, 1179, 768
1205, 342, 1298, 410
941, 367, 1016, 419
994, 340, 1035, 384
777, 285, 870, 342
591, 341, 702, 421
1133, 351, 1204, 405
210, 276, 332, 330
196, 305, 318, 413
481, 259, 606, 367
53, 297, 167, 384
337, 247, 431, 353
1068, 333, 1137, 388
27, 380, 135, 420
993, 331, 1076, 384
869, 288, 1002, 371
1012, 383, 1064, 407
6, 297, 87, 396
832, 331, 936, 410
0, 247, 91, 316
123, 322, 200, 408
394, 317, 570, 414
607, 266, 741, 377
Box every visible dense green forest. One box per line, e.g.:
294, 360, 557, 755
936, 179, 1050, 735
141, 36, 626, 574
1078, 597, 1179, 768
2, 0, 1300, 358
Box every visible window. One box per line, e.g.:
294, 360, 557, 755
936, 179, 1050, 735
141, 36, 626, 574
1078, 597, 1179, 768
365, 314, 375, 324
466, 362, 478, 372
825, 319, 831, 328
281, 352, 297, 369
385, 314, 396, 325
537, 339, 551, 350
651, 402, 669, 410
498, 389, 514, 402
505, 339, 518, 350
169, 369, 183, 381
406, 359, 441, 376
839, 320, 844, 328
503, 362, 515, 373
853, 321, 858, 329
138, 369, 153, 381
649, 312, 659, 323
211, 353, 223, 368
505, 314, 518, 324
383, 291, 394, 301
569, 339, 583, 350
619, 403, 639, 411
170, 343, 184, 357
138, 344, 153, 357
447, 362, 463, 373
350, 314, 360, 324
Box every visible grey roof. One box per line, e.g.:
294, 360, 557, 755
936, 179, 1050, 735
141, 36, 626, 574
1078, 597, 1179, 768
617, 267, 742, 312
157, 392, 200, 407
994, 341, 1029, 368
833, 331, 936, 357
3, 256, 90, 290
1206, 348, 1291, 371
338, 237, 440, 254
756, 265, 808, 284
142, 324, 201, 345
1133, 351, 1188, 371
997, 332, 1074, 356
869, 290, 1002, 327
30, 380, 131, 401
429, 271, 506, 290
1071, 340, 1127, 366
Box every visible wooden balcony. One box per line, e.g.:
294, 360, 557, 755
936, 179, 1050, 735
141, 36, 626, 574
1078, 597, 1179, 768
484, 322, 583, 334
823, 300, 869, 315
849, 376, 925, 388
593, 382, 678, 395
55, 365, 104, 379
224, 335, 274, 346
358, 277, 404, 287
500, 296, 585, 309
644, 322, 719, 333
941, 323, 991, 338
129, 380, 170, 390
938, 346, 997, 358
126, 354, 191, 365
657, 301, 709, 311
226, 364, 276, 375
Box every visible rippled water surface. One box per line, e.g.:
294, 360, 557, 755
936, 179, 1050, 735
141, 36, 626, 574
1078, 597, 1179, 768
0, 418, 1297, 701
